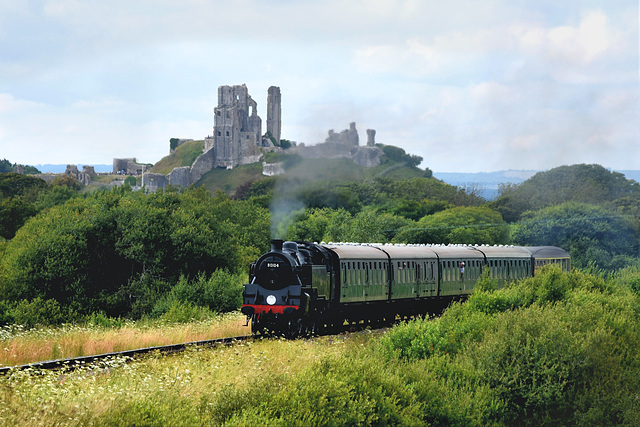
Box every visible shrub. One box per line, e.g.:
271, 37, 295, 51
169, 270, 243, 313
124, 176, 137, 186
378, 267, 640, 424
157, 301, 214, 323
9, 298, 75, 327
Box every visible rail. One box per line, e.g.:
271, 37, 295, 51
0, 335, 252, 375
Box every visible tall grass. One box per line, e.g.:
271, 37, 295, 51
150, 140, 205, 175
2, 268, 640, 425
0, 332, 360, 425
0, 312, 247, 367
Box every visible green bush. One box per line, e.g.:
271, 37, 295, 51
157, 301, 214, 323
378, 267, 640, 424
151, 271, 243, 319
213, 349, 426, 425
82, 311, 127, 329
124, 176, 137, 186
8, 297, 75, 327
0, 187, 267, 323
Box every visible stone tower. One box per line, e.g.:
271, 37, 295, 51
366, 129, 376, 147
213, 84, 262, 168
266, 86, 282, 144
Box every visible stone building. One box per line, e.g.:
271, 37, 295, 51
134, 84, 384, 192
204, 84, 265, 169
113, 158, 144, 175
64, 164, 96, 185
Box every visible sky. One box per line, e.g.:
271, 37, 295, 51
0, 0, 638, 173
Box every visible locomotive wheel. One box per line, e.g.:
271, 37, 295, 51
251, 317, 261, 335
285, 319, 301, 339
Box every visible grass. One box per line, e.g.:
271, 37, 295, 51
196, 162, 264, 195
82, 174, 127, 193
150, 140, 205, 175
0, 312, 248, 367
195, 155, 426, 197
4, 269, 637, 424
0, 330, 366, 425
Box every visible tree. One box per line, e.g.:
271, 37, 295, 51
512, 202, 639, 271
394, 206, 510, 245
0, 197, 37, 239
0, 186, 270, 319
380, 198, 451, 221
50, 174, 82, 191
0, 173, 48, 201
285, 208, 337, 243
0, 159, 12, 173
490, 164, 640, 222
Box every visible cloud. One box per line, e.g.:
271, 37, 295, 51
0, 93, 43, 114
0, 1, 637, 173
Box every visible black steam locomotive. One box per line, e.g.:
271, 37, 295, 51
241, 240, 570, 336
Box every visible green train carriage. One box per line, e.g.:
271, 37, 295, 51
242, 241, 570, 335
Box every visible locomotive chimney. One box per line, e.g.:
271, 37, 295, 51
271, 239, 284, 252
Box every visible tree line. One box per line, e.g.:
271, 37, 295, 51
1, 162, 639, 326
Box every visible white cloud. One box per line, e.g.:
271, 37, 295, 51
0, 1, 637, 173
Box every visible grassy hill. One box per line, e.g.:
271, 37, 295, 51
194, 155, 428, 196
196, 162, 266, 195
150, 140, 204, 175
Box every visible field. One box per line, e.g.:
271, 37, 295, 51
0, 312, 248, 367
0, 327, 369, 425
2, 267, 640, 425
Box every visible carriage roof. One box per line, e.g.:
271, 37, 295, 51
320, 243, 567, 262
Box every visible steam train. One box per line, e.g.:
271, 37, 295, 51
241, 240, 570, 336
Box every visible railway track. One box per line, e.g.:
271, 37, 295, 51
0, 319, 404, 375
0, 334, 252, 375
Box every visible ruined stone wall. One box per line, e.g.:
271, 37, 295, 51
267, 86, 281, 144
35, 173, 58, 183
190, 148, 216, 183
353, 146, 382, 167
143, 173, 169, 192
204, 136, 215, 152
168, 166, 191, 188
366, 129, 376, 147
325, 122, 359, 146
113, 158, 143, 175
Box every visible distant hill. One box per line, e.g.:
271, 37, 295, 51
488, 164, 640, 222
435, 169, 640, 200
434, 170, 538, 200
35, 164, 112, 173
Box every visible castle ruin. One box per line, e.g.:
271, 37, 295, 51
266, 86, 282, 144
134, 83, 382, 192
203, 84, 281, 170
